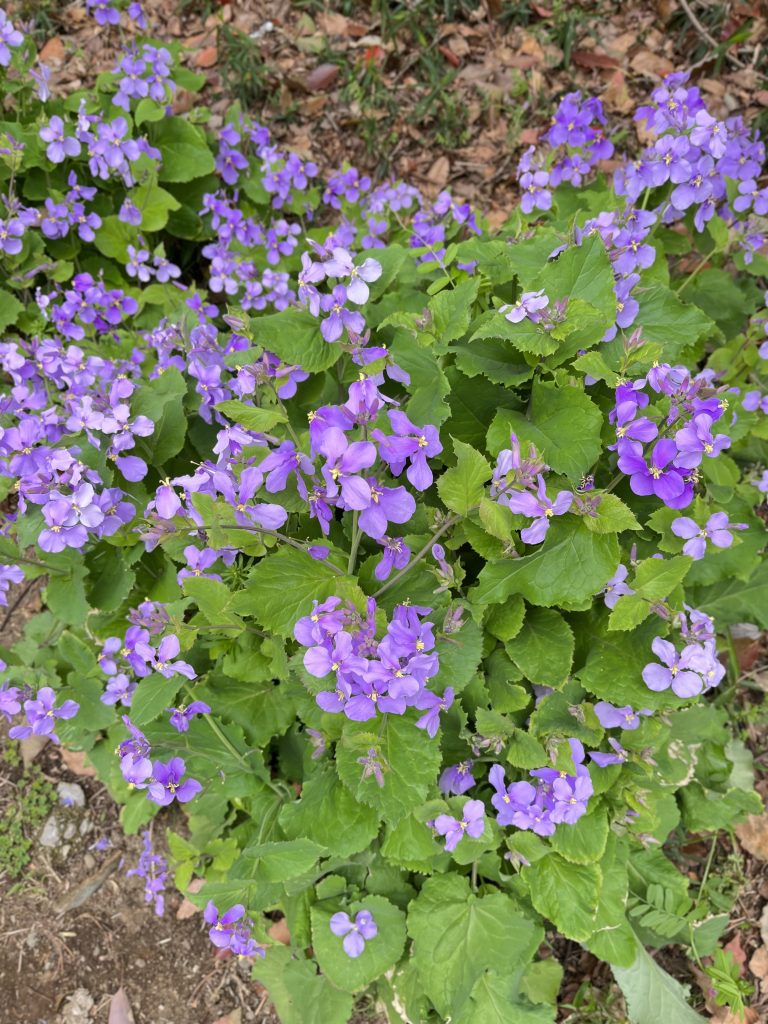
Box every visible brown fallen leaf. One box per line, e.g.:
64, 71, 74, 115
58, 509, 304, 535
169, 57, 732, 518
305, 63, 339, 93
213, 1010, 242, 1024
709, 1008, 759, 1024
108, 988, 135, 1024
724, 932, 747, 970
60, 747, 97, 777
572, 49, 620, 70
735, 809, 768, 860
749, 945, 768, 980
21, 734, 48, 767
55, 853, 121, 914
318, 12, 349, 36
602, 70, 633, 114
630, 49, 675, 79
176, 877, 206, 919
426, 156, 450, 188
438, 45, 461, 68
39, 37, 65, 66
195, 46, 218, 69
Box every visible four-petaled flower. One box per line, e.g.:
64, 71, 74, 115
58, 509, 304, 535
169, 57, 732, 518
433, 799, 485, 852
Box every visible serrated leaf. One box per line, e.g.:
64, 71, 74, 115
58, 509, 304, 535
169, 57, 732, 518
336, 714, 442, 825
608, 555, 691, 632
437, 439, 491, 515
526, 854, 602, 941
612, 934, 706, 1024
129, 673, 184, 727
214, 399, 288, 431
253, 945, 354, 1024
509, 607, 574, 688
470, 309, 559, 356
249, 307, 341, 373
430, 278, 480, 342
487, 381, 603, 481
582, 493, 641, 534
407, 874, 542, 1018
549, 805, 609, 864
239, 838, 326, 881
280, 765, 380, 857
151, 117, 216, 182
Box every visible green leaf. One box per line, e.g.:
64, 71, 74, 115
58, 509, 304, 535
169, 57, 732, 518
129, 673, 184, 727
280, 765, 380, 857
0, 288, 23, 331
235, 547, 356, 638
582, 493, 641, 534
455, 973, 555, 1024
150, 117, 216, 182
608, 555, 691, 631
691, 559, 768, 629
381, 800, 449, 872
131, 368, 188, 464
452, 338, 534, 388
509, 607, 574, 688
634, 286, 715, 360
335, 714, 442, 825
253, 946, 354, 1024
249, 307, 341, 374
549, 805, 609, 864
131, 181, 181, 231
93, 214, 135, 262
475, 519, 619, 610
539, 233, 615, 324
239, 839, 326, 882
430, 278, 480, 342
437, 439, 491, 515
487, 381, 603, 481
485, 594, 526, 642
526, 854, 602, 941
470, 309, 559, 357
214, 399, 288, 431
578, 620, 682, 712
311, 895, 406, 994
407, 874, 542, 1018
612, 935, 706, 1024
134, 98, 166, 125
183, 576, 242, 630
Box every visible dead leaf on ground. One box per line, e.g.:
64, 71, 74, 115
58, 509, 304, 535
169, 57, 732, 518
572, 49, 620, 70
176, 877, 205, 919
305, 63, 340, 92
194, 46, 218, 69
213, 1010, 242, 1024
426, 156, 450, 188
724, 932, 747, 970
39, 37, 65, 66
55, 853, 121, 914
318, 12, 349, 36
21, 734, 48, 767
735, 810, 768, 860
709, 1009, 759, 1024
108, 988, 135, 1024
602, 70, 633, 114
630, 49, 675, 79
60, 747, 98, 777
749, 945, 768, 980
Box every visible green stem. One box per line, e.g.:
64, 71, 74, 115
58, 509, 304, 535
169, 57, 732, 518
675, 244, 728, 295
347, 511, 362, 575
191, 522, 344, 575
373, 511, 468, 599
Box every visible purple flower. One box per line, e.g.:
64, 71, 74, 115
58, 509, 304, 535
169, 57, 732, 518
414, 686, 453, 738
358, 480, 415, 539
372, 411, 442, 491
520, 169, 552, 214
488, 764, 537, 827
0, 683, 21, 722
177, 545, 222, 585
499, 290, 549, 324
601, 564, 634, 609
204, 901, 246, 948
126, 831, 167, 916
0, 10, 23, 65
8, 687, 79, 744
0, 563, 24, 606
589, 737, 628, 768
0, 218, 24, 255
674, 414, 730, 469
38, 499, 88, 552
433, 799, 485, 852
617, 439, 692, 509
135, 634, 196, 680
671, 512, 746, 560
85, 0, 121, 26
439, 760, 476, 796
40, 116, 81, 164
318, 428, 377, 509
303, 631, 367, 682
329, 909, 378, 959
101, 674, 136, 707
319, 286, 365, 343
503, 475, 573, 544
167, 701, 211, 733
641, 637, 710, 698
594, 702, 650, 730
147, 757, 202, 806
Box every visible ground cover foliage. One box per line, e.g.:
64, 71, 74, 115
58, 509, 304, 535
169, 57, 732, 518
0, 3, 767, 1021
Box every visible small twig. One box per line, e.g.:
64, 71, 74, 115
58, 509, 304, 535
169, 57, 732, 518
678, 0, 747, 69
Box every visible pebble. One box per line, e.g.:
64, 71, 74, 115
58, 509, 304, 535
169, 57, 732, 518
57, 781, 86, 808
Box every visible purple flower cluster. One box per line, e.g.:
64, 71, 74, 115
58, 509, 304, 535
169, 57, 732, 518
0, 563, 23, 606
671, 511, 746, 560
642, 608, 724, 697
492, 435, 572, 544
296, 597, 449, 727
0, 9, 23, 65
297, 242, 382, 342
488, 739, 593, 836
204, 902, 265, 958
433, 799, 485, 852
112, 44, 175, 110
116, 716, 203, 805
613, 364, 731, 509
8, 686, 80, 744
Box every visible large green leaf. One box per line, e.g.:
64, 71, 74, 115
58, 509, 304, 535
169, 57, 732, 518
249, 307, 342, 373
407, 874, 542, 1018
691, 559, 768, 629
608, 555, 691, 631
634, 285, 715, 360
475, 520, 619, 609
526, 854, 602, 941
280, 765, 381, 857
336, 714, 442, 825
253, 946, 354, 1024
131, 368, 188, 465
311, 895, 406, 994
509, 607, 574, 688
487, 380, 603, 481
151, 117, 216, 182
437, 439, 491, 515
612, 935, 706, 1024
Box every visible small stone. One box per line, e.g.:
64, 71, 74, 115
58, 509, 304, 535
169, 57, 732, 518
39, 814, 62, 848
760, 904, 768, 947
57, 782, 86, 808
305, 62, 339, 92
749, 945, 768, 979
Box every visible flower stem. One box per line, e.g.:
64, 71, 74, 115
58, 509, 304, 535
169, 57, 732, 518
373, 511, 468, 599
347, 511, 362, 575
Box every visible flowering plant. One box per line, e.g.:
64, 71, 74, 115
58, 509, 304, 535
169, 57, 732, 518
0, 5, 767, 1021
